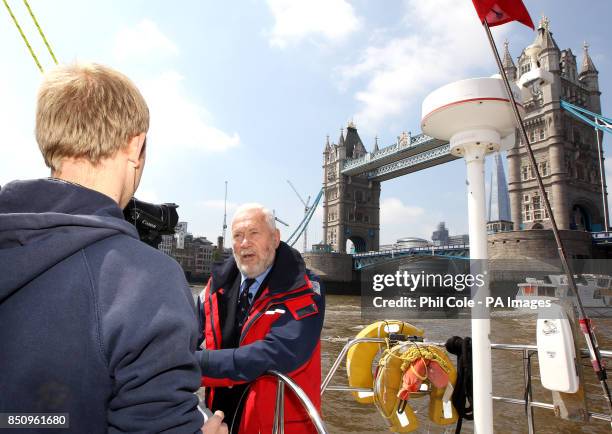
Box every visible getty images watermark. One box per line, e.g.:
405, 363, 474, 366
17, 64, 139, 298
370, 270, 550, 309
359, 259, 563, 320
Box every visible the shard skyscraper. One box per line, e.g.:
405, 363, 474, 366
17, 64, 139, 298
487, 152, 513, 233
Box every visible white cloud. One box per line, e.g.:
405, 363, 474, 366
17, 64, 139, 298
338, 0, 511, 134
113, 19, 178, 61
380, 197, 424, 223
379, 197, 436, 244
112, 20, 239, 154
139, 70, 240, 153
266, 0, 361, 48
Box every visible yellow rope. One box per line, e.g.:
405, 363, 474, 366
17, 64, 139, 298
22, 0, 58, 65
2, 0, 43, 72
386, 344, 453, 374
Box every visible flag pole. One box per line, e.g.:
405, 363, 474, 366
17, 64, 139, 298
481, 20, 612, 422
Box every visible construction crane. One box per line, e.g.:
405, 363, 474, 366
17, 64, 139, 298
221, 181, 228, 249
287, 180, 311, 252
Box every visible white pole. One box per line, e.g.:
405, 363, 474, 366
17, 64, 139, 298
464, 143, 494, 434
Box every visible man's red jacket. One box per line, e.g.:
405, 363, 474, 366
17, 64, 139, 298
197, 242, 325, 433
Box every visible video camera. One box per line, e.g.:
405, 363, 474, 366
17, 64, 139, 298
123, 198, 179, 248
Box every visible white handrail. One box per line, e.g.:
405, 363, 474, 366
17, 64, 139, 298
265, 370, 329, 434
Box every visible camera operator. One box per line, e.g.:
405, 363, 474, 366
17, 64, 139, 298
0, 63, 226, 434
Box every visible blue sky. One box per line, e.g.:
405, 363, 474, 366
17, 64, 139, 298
1, 0, 611, 249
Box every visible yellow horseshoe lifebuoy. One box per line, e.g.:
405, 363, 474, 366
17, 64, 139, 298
373, 343, 458, 432
346, 320, 424, 404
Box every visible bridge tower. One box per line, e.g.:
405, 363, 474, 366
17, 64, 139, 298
507, 17, 605, 231
322, 122, 380, 253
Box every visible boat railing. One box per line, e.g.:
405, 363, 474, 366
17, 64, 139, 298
320, 337, 612, 433
264, 370, 329, 434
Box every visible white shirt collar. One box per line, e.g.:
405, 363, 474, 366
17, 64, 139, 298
240, 265, 272, 288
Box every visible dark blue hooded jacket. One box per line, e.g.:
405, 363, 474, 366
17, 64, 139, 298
0, 179, 203, 433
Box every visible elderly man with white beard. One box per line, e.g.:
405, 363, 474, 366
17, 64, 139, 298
196, 203, 325, 434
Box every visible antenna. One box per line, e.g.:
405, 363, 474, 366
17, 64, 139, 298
222, 181, 228, 247
287, 180, 311, 252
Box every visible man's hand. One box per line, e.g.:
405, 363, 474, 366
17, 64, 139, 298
202, 410, 228, 434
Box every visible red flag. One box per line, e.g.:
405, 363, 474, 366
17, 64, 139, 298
472, 0, 534, 29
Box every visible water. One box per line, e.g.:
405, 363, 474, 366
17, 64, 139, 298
192, 286, 611, 433
322, 294, 611, 434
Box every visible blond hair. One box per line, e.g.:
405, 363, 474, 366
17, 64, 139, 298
35, 63, 149, 171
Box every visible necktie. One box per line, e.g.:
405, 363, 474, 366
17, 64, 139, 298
238, 278, 256, 328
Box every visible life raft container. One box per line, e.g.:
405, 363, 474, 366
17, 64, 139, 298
373, 343, 458, 432
346, 320, 424, 404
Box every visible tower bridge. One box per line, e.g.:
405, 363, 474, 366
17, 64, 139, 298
340, 133, 454, 180
304, 18, 612, 292
321, 125, 457, 254
317, 19, 606, 255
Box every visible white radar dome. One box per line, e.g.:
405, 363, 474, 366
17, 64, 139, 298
421, 77, 524, 157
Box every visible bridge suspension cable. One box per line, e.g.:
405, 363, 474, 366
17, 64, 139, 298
286, 188, 323, 249
560, 100, 612, 134
2, 0, 58, 72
